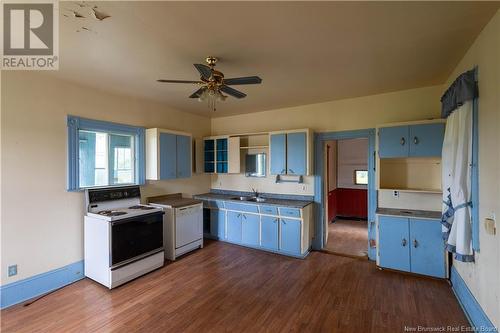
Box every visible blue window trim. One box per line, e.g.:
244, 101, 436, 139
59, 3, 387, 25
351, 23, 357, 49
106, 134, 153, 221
471, 67, 479, 251
67, 115, 145, 191
313, 129, 377, 260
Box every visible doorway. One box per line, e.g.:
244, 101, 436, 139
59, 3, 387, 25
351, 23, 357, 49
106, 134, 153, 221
324, 138, 369, 257
313, 129, 376, 260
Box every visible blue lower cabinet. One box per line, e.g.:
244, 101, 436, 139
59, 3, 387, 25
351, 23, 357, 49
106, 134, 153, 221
210, 209, 226, 240
280, 218, 301, 254
241, 213, 260, 247
226, 211, 242, 243
261, 216, 279, 250
378, 216, 411, 272
410, 219, 446, 278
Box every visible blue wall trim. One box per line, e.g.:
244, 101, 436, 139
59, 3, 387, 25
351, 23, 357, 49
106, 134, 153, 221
0, 260, 84, 309
471, 68, 479, 251
313, 129, 377, 260
67, 115, 146, 191
450, 266, 496, 330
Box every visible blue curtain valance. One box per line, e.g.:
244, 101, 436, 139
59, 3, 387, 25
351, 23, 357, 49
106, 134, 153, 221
441, 68, 478, 118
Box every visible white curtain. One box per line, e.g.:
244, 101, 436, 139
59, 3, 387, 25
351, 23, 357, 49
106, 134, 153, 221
441, 100, 474, 262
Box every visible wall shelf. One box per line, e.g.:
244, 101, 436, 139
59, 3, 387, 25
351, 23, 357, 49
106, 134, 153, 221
379, 188, 442, 194
240, 145, 269, 150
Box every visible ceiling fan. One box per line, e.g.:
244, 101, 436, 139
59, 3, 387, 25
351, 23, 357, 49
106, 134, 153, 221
157, 56, 262, 111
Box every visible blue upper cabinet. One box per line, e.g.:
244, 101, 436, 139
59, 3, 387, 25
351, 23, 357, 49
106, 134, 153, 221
409, 123, 445, 157
146, 128, 192, 180
270, 133, 286, 175
378, 216, 411, 272
409, 219, 446, 278
176, 135, 191, 178
378, 126, 409, 158
379, 122, 444, 158
202, 138, 229, 174
159, 133, 177, 179
286, 132, 307, 175
270, 130, 309, 175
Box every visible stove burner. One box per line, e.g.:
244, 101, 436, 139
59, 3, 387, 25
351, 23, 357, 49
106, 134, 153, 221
98, 210, 127, 217
128, 205, 155, 210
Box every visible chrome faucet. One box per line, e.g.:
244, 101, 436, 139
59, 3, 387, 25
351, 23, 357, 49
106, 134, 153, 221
251, 187, 260, 198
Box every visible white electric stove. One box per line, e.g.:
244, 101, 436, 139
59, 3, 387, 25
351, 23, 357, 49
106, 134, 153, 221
84, 186, 165, 289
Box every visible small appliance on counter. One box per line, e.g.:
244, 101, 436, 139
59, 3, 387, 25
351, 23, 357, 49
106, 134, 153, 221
84, 186, 165, 289
148, 193, 203, 261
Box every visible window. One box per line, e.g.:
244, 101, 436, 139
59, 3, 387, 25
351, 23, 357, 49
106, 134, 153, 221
68, 116, 145, 191
354, 170, 368, 185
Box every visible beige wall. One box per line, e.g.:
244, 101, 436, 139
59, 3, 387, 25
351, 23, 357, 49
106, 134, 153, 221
445, 10, 500, 327
0, 71, 211, 284
211, 85, 443, 195
337, 138, 368, 190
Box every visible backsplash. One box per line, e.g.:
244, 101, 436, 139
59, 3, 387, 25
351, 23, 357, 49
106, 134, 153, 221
209, 188, 314, 201
210, 173, 315, 196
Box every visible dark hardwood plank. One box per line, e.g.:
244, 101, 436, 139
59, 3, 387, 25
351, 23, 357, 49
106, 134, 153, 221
1, 240, 469, 333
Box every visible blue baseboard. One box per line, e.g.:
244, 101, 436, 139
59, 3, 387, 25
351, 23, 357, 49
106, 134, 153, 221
450, 266, 496, 330
0, 260, 84, 309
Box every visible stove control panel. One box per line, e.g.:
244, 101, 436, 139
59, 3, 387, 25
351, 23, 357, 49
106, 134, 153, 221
87, 186, 141, 204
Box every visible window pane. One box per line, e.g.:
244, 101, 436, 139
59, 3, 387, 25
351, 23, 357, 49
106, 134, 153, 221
78, 130, 135, 188
110, 134, 134, 185
355, 170, 368, 185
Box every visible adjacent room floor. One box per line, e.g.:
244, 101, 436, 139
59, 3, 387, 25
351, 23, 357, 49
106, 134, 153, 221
325, 219, 368, 257
1, 241, 468, 333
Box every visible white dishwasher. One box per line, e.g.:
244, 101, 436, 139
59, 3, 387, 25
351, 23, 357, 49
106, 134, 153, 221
148, 194, 203, 261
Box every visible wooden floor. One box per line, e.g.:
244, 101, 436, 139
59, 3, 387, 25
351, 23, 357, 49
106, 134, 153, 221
325, 219, 368, 257
1, 240, 469, 333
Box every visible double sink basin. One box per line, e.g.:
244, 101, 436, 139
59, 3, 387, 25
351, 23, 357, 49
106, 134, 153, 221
231, 196, 267, 203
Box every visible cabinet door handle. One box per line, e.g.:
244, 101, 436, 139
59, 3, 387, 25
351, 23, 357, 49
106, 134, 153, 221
288, 168, 294, 174
237, 213, 241, 218
401, 238, 407, 247
413, 239, 418, 248
400, 137, 406, 146
242, 214, 247, 220
281, 168, 286, 174
413, 137, 419, 145
274, 218, 278, 223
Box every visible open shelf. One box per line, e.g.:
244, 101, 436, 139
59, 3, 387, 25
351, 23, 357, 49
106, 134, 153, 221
379, 188, 442, 194
240, 145, 269, 150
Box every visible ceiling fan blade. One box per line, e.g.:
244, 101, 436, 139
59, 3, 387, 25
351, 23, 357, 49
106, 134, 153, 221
194, 64, 212, 80
189, 87, 206, 98
157, 79, 203, 84
220, 85, 247, 99
224, 76, 262, 85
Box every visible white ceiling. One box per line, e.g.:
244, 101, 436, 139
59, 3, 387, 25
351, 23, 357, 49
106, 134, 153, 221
51, 1, 499, 117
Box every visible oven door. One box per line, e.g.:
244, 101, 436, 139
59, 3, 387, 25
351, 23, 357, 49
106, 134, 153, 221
110, 212, 164, 267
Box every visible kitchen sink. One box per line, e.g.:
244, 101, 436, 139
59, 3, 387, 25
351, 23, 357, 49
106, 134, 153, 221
231, 196, 266, 203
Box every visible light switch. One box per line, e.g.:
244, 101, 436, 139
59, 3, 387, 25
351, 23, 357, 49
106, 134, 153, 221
485, 217, 496, 235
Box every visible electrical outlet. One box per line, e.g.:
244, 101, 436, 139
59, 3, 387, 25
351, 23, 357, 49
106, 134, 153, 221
8, 265, 17, 277
393, 190, 399, 198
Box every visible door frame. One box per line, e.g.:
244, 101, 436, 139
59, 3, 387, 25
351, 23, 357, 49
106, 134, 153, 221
313, 129, 376, 260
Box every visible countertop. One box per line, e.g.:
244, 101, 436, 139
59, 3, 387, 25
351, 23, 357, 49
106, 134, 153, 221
147, 193, 202, 208
376, 208, 441, 220
193, 192, 313, 208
